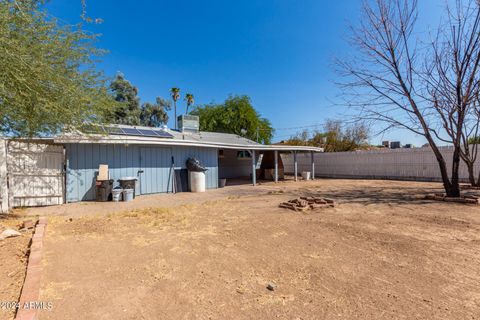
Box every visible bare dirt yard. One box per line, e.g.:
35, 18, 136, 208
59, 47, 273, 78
23, 179, 480, 319
0, 217, 33, 320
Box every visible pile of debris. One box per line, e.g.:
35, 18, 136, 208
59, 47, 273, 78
425, 193, 479, 204
0, 220, 35, 241
279, 196, 336, 212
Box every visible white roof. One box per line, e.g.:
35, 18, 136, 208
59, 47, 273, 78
53, 125, 323, 153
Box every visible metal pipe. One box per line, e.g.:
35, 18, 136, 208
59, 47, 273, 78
274, 150, 279, 183
311, 152, 315, 180
293, 151, 298, 182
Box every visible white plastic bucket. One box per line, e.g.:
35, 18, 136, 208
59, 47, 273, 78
189, 171, 206, 192
122, 189, 134, 202
112, 189, 123, 202
301, 171, 311, 180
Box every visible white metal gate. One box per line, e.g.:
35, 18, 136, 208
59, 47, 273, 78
7, 141, 65, 208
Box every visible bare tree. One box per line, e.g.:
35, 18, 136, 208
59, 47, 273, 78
338, 0, 480, 197
460, 97, 480, 186
425, 0, 480, 188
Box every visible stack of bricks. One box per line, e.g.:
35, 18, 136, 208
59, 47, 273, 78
279, 197, 336, 212
425, 193, 479, 204
15, 217, 47, 320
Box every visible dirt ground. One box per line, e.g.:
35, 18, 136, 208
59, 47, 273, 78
24, 179, 480, 319
0, 217, 33, 320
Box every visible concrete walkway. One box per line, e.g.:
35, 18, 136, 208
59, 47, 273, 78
18, 178, 306, 218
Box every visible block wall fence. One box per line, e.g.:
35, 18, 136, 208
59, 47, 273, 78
282, 146, 480, 183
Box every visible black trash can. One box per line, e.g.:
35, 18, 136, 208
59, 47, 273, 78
95, 179, 113, 201
119, 177, 137, 198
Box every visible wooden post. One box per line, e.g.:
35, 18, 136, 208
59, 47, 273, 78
293, 151, 298, 182
274, 150, 279, 183
311, 152, 315, 180
251, 150, 256, 186
0, 139, 8, 213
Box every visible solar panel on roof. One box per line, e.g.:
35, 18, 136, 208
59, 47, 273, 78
105, 126, 124, 134
87, 125, 174, 139
122, 128, 142, 135
137, 129, 158, 137
153, 130, 174, 138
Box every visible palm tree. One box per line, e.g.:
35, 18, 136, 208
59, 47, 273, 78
185, 93, 194, 114
170, 87, 180, 129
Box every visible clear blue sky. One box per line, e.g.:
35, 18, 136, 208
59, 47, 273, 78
46, 0, 447, 145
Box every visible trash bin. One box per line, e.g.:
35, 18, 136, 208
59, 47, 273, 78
119, 177, 138, 198
123, 189, 134, 202
112, 188, 123, 202
95, 179, 113, 202
218, 178, 227, 188
186, 158, 207, 193
189, 171, 206, 192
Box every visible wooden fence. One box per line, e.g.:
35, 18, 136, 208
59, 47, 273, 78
282, 146, 480, 182
0, 139, 65, 213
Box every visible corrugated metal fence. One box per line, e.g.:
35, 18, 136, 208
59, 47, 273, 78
282, 147, 480, 182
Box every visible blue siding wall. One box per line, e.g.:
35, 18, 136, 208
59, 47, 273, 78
65, 144, 218, 202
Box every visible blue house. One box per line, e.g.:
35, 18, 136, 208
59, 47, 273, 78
0, 116, 322, 211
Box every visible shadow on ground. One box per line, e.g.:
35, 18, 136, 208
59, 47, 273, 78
291, 185, 477, 206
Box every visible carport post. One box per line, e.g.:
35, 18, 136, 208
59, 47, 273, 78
274, 150, 279, 183
311, 151, 315, 180
251, 149, 256, 186
293, 151, 298, 182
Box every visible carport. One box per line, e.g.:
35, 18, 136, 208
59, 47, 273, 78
247, 146, 322, 186
216, 144, 322, 186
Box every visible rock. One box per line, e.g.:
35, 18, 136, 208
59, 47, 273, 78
20, 220, 35, 230
267, 282, 277, 291
0, 229, 22, 240
465, 198, 478, 204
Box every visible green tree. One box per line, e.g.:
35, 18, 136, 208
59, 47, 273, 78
140, 97, 171, 127
108, 73, 141, 125
185, 93, 194, 114
191, 95, 274, 144
0, 0, 115, 136
170, 87, 180, 129
285, 120, 369, 152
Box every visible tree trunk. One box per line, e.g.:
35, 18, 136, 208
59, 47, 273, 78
425, 136, 459, 197
448, 146, 461, 197
467, 161, 476, 186
174, 101, 177, 130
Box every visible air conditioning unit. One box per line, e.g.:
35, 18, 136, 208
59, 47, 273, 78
177, 115, 199, 133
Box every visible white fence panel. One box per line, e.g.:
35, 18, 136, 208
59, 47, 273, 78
282, 147, 480, 182
7, 141, 65, 208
